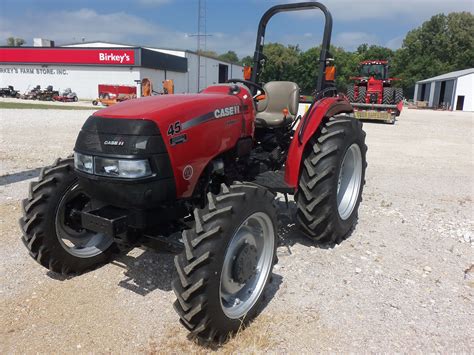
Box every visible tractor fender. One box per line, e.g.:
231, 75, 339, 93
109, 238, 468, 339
284, 96, 353, 188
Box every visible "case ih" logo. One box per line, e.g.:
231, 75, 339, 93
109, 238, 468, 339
99, 52, 131, 64
214, 105, 240, 119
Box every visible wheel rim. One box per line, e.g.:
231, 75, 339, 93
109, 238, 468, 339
337, 143, 363, 220
220, 212, 274, 319
55, 183, 113, 258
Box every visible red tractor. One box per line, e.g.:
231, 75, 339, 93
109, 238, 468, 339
19, 2, 367, 343
347, 60, 403, 124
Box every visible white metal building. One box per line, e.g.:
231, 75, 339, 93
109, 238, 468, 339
0, 41, 244, 99
413, 68, 474, 111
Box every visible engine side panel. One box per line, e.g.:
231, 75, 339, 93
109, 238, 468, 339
285, 96, 353, 188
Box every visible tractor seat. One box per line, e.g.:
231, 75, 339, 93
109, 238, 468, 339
256, 81, 300, 127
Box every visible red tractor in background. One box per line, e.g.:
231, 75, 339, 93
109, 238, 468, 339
347, 60, 403, 124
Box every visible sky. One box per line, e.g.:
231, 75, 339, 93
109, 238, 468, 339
0, 0, 472, 56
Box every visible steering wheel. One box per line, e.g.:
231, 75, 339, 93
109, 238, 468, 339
226, 79, 265, 99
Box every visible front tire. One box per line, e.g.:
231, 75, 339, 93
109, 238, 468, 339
295, 115, 367, 244
172, 183, 277, 343
19, 158, 116, 275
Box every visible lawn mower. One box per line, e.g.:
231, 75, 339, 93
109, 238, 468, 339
347, 60, 404, 124
37, 85, 59, 101
20, 85, 41, 100
20, 2, 367, 343
53, 88, 78, 102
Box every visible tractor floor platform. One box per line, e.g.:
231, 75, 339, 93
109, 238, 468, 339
254, 170, 294, 194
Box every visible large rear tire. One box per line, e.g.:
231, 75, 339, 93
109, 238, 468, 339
172, 183, 277, 343
383, 87, 395, 105
346, 86, 355, 102
394, 88, 403, 104
356, 86, 366, 103
19, 158, 116, 275
295, 115, 367, 244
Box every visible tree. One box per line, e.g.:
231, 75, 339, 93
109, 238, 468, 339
259, 43, 300, 83
196, 50, 218, 59
240, 55, 254, 66
6, 37, 25, 46
218, 50, 239, 63
393, 12, 474, 96
356, 44, 394, 61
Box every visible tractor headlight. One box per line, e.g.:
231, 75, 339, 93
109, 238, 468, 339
74, 152, 93, 174
95, 157, 152, 179
74, 153, 152, 179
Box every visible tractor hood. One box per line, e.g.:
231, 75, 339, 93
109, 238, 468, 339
94, 90, 248, 124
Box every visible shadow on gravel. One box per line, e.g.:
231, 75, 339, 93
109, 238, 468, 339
112, 249, 175, 295
274, 199, 355, 250
0, 168, 41, 186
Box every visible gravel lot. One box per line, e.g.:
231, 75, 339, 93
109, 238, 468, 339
1, 106, 473, 353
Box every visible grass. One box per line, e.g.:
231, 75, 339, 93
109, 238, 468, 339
146, 315, 278, 354
0, 101, 96, 110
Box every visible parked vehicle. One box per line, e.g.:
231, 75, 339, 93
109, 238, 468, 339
37, 85, 59, 101
20, 2, 367, 343
53, 88, 78, 102
0, 85, 20, 98
20, 85, 41, 100
92, 84, 137, 106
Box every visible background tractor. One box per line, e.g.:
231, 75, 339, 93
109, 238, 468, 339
20, 2, 367, 343
347, 60, 404, 124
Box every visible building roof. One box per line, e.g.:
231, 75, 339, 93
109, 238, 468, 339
417, 68, 474, 83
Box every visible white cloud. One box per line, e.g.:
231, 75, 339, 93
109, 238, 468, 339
385, 36, 404, 49
333, 32, 378, 51
0, 8, 257, 56
138, 0, 171, 6
282, 0, 473, 21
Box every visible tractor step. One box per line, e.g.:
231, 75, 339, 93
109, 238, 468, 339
254, 170, 293, 194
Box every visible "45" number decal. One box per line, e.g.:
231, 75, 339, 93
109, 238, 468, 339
167, 121, 181, 136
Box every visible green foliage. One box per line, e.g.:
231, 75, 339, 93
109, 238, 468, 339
218, 50, 240, 64
211, 11, 473, 97
393, 12, 474, 96
196, 50, 219, 59
260, 43, 301, 82
240, 55, 254, 66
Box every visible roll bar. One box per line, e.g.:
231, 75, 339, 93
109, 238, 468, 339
250, 2, 333, 93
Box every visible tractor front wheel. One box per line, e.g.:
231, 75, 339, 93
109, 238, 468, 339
172, 183, 277, 343
295, 115, 367, 244
19, 158, 117, 275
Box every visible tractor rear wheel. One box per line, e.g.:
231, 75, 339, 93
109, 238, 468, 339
347, 86, 355, 102
172, 183, 277, 343
295, 115, 367, 244
383, 87, 395, 105
19, 157, 116, 275
394, 88, 403, 104
356, 86, 366, 103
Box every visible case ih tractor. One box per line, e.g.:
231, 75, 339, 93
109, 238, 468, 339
347, 60, 403, 124
20, 2, 367, 343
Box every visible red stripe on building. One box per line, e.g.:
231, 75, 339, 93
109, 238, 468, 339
0, 48, 135, 65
